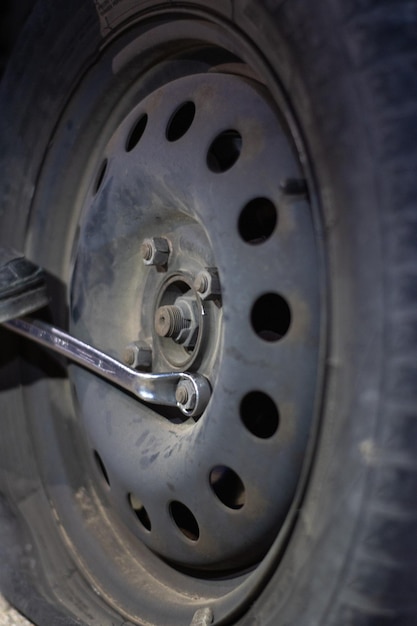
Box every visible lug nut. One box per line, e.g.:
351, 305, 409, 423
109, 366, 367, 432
175, 379, 197, 412
122, 341, 152, 371
141, 237, 170, 266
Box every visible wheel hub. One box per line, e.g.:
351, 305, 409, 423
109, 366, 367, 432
153, 273, 209, 368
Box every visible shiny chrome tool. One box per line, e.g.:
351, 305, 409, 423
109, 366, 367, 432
3, 317, 210, 417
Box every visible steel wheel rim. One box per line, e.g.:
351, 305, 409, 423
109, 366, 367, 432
22, 13, 326, 624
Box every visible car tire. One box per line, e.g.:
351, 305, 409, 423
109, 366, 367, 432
0, 1, 416, 625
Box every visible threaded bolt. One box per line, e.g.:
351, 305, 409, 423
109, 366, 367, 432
175, 384, 189, 405
194, 273, 209, 294
140, 241, 153, 261
175, 380, 197, 412
193, 268, 221, 301
122, 345, 136, 366
155, 305, 190, 338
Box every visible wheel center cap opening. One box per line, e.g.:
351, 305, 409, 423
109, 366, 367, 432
153, 275, 205, 370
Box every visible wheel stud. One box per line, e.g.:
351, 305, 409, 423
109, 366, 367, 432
194, 268, 221, 301
194, 273, 208, 293
175, 384, 189, 405
140, 241, 153, 262
175, 379, 197, 413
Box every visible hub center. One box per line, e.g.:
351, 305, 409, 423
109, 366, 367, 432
153, 275, 205, 370
155, 295, 199, 348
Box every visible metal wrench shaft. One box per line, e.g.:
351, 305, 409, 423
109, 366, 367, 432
3, 317, 210, 417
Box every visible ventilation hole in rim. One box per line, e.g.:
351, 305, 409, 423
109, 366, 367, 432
129, 493, 152, 531
207, 129, 242, 173
126, 113, 148, 152
93, 450, 110, 486
240, 392, 279, 438
238, 198, 277, 244
94, 159, 108, 194
251, 293, 291, 341
170, 501, 199, 541
210, 466, 245, 510
166, 101, 196, 141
